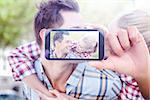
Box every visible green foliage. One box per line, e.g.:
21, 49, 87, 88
0, 0, 36, 47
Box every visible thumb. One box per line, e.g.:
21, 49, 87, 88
89, 54, 135, 77
88, 57, 115, 70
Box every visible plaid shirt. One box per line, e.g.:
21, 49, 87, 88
7, 41, 144, 99
23, 59, 122, 100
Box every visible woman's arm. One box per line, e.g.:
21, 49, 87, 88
23, 74, 55, 97
37, 89, 78, 100
7, 41, 40, 81
7, 42, 57, 97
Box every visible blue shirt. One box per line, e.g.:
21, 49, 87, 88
23, 60, 122, 100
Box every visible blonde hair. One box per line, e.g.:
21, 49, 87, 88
78, 34, 98, 53
109, 10, 150, 47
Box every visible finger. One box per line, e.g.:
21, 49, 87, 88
105, 32, 116, 57
88, 58, 115, 70
36, 90, 57, 100
40, 93, 56, 100
117, 29, 131, 51
105, 42, 112, 58
49, 89, 60, 97
51, 90, 70, 100
88, 61, 102, 69
127, 26, 139, 45
107, 33, 124, 56
89, 55, 135, 77
46, 91, 56, 97
49, 90, 67, 100
36, 90, 50, 100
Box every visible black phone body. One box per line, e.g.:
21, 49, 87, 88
45, 29, 104, 60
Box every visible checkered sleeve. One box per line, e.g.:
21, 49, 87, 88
7, 41, 41, 81
119, 74, 144, 100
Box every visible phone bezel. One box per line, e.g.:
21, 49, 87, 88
45, 29, 104, 60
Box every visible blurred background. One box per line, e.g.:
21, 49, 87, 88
0, 0, 150, 99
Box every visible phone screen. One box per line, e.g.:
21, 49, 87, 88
45, 29, 104, 60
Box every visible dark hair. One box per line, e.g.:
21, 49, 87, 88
34, 0, 79, 46
53, 31, 69, 47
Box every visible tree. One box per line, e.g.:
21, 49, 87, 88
0, 0, 36, 47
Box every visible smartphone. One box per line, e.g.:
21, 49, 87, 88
45, 29, 104, 60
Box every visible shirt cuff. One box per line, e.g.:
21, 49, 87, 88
19, 68, 36, 80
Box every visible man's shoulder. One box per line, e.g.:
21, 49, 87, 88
83, 63, 120, 78
75, 62, 121, 81
80, 62, 122, 88
17, 41, 39, 49
71, 62, 122, 99
8, 41, 40, 55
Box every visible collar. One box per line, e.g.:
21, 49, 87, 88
65, 62, 87, 94
35, 59, 87, 93
34, 59, 53, 90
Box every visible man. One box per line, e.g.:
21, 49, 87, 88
8, 0, 146, 99
9, 0, 123, 99
25, 28, 123, 99
48, 31, 71, 58
22, 0, 123, 99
